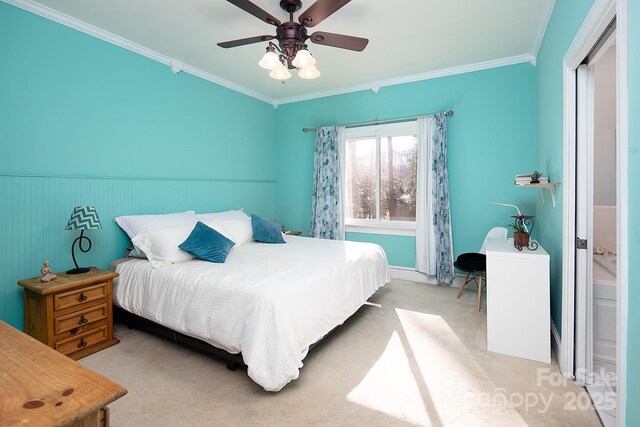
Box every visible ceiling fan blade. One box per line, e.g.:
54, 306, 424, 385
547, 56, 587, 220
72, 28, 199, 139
309, 31, 369, 52
226, 0, 281, 26
217, 35, 274, 48
298, 0, 351, 27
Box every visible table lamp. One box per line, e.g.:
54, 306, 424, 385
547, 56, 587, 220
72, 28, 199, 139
65, 206, 101, 274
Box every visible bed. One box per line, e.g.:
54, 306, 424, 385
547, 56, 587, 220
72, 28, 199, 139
111, 235, 390, 391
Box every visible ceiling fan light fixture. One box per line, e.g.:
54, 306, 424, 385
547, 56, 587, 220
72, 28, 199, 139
258, 47, 279, 70
292, 47, 316, 68
298, 64, 321, 80
269, 61, 292, 80
221, 0, 368, 82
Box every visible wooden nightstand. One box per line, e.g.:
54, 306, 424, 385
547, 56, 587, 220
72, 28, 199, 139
18, 268, 119, 360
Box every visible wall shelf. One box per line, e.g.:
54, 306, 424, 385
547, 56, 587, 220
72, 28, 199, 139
517, 183, 561, 207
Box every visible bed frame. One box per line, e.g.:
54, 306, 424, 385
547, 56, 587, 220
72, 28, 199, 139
114, 306, 245, 370
113, 306, 337, 372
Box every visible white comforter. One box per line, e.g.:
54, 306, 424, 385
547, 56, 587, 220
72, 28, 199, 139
113, 235, 389, 391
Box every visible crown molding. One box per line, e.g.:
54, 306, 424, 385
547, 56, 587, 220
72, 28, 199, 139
1, 0, 273, 104
272, 53, 535, 105
4, 0, 540, 108
531, 0, 556, 62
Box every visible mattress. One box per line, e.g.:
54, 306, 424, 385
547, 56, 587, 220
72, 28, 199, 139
113, 235, 390, 391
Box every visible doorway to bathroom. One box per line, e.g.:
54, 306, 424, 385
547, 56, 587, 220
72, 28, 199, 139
559, 0, 629, 425
575, 28, 618, 427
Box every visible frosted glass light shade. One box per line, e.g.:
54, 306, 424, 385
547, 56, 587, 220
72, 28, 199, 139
298, 65, 321, 80
269, 62, 292, 80
292, 49, 316, 68
259, 50, 279, 70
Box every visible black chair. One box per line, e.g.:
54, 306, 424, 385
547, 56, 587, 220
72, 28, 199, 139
454, 227, 507, 311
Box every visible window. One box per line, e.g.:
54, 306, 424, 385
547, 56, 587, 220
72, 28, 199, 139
344, 121, 418, 235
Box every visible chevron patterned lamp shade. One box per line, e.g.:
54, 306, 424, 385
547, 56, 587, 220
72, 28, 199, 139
65, 206, 101, 274
65, 206, 102, 230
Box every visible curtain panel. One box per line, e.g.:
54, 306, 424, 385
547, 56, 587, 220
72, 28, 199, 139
416, 112, 454, 284
416, 117, 436, 275
431, 112, 454, 283
310, 126, 344, 240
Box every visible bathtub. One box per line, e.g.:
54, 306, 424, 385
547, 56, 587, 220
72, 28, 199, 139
593, 254, 616, 362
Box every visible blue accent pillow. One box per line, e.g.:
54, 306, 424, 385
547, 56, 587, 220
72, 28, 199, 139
251, 214, 285, 244
179, 222, 236, 263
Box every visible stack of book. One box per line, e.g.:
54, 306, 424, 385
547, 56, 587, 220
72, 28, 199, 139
515, 174, 549, 186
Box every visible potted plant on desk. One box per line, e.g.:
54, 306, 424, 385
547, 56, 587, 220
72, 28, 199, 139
507, 222, 529, 248
507, 214, 538, 251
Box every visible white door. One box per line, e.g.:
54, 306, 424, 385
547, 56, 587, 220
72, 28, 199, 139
574, 63, 595, 386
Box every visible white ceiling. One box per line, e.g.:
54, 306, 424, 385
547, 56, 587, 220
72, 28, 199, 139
25, 0, 555, 103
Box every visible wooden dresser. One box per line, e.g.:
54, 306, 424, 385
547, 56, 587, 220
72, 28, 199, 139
0, 320, 126, 426
18, 268, 119, 360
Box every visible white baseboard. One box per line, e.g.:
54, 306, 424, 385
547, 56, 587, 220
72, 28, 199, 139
389, 266, 465, 288
551, 317, 570, 377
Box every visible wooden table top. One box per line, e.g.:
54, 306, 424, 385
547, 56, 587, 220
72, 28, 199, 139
17, 268, 118, 295
0, 320, 127, 426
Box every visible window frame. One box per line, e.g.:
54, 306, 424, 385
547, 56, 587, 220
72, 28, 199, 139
343, 121, 418, 236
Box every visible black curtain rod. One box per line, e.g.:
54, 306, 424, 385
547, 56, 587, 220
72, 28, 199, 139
302, 110, 454, 133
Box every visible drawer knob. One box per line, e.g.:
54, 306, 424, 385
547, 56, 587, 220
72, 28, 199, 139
77, 338, 87, 349
78, 292, 88, 302
78, 315, 88, 326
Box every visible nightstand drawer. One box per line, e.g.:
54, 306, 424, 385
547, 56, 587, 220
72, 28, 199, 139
54, 282, 108, 311
54, 319, 108, 343
54, 303, 107, 334
55, 325, 108, 356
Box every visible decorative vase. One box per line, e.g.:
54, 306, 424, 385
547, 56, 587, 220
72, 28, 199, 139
513, 232, 530, 249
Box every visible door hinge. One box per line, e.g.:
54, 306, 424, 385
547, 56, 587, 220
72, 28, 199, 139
576, 237, 588, 250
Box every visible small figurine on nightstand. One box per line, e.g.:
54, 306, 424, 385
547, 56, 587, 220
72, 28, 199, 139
40, 260, 57, 283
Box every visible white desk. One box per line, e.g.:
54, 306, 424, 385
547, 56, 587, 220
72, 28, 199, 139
485, 237, 550, 363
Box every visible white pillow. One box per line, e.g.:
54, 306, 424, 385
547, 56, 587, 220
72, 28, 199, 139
115, 211, 197, 257
132, 223, 197, 268
196, 209, 249, 222
222, 218, 253, 247
202, 219, 234, 241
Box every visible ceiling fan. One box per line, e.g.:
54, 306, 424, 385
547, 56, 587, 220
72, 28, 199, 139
218, 0, 369, 80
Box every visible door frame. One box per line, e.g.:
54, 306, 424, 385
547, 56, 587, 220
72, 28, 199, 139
560, 0, 629, 424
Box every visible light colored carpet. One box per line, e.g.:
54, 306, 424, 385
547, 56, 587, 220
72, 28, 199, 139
81, 280, 601, 426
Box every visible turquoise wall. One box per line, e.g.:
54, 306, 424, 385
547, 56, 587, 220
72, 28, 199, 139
626, 0, 639, 424
535, 0, 595, 335
275, 64, 538, 267
0, 2, 275, 181
0, 2, 276, 330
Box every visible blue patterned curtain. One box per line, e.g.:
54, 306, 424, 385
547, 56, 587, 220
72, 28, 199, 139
432, 112, 454, 283
310, 126, 343, 239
